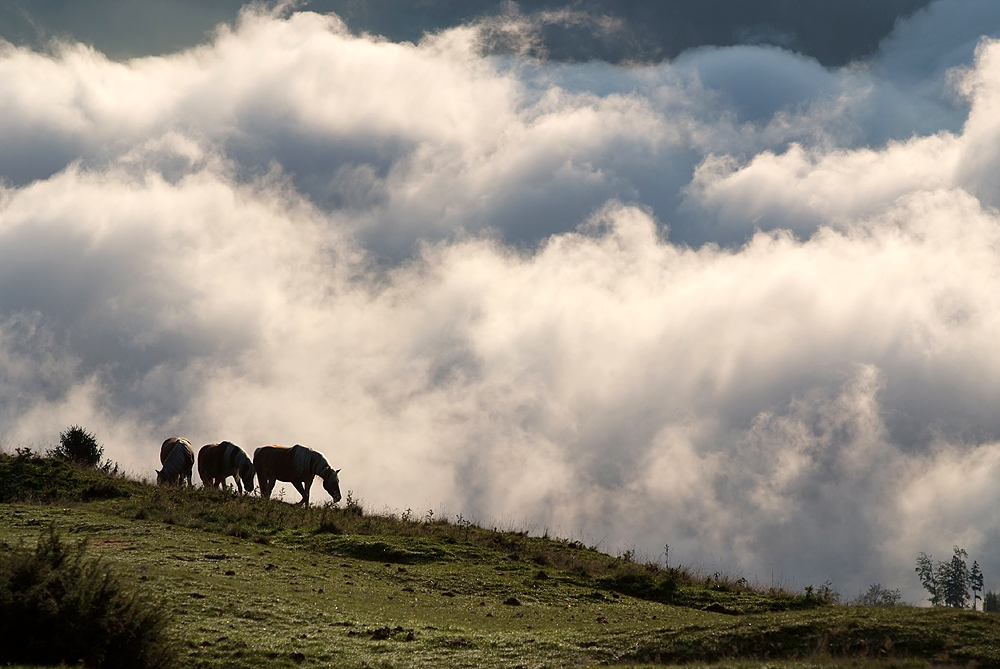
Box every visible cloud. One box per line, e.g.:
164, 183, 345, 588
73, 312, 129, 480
4, 2, 1000, 603
0, 0, 939, 65
3, 2, 984, 249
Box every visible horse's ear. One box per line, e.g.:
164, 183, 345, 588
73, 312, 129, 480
335, 469, 341, 474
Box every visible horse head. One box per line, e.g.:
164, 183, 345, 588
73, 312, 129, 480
239, 460, 256, 494
323, 468, 342, 503
156, 468, 177, 486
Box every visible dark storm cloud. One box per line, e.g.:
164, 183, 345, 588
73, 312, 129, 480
1, 0, 933, 64
0, 0, 244, 58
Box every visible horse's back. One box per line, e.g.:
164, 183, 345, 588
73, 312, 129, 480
161, 437, 193, 464
254, 445, 296, 481
158, 437, 194, 486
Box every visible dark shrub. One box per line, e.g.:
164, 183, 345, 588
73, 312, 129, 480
0, 526, 177, 669
48, 425, 104, 468
599, 568, 679, 603
81, 481, 131, 501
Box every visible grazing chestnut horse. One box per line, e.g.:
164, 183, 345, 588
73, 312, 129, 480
253, 445, 341, 506
198, 441, 255, 494
157, 437, 194, 486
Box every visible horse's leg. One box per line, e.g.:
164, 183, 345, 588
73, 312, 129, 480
262, 477, 275, 499
292, 480, 309, 505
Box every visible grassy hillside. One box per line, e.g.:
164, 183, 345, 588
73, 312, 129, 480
2, 452, 999, 669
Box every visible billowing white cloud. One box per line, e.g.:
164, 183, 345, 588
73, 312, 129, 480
3, 1, 1000, 603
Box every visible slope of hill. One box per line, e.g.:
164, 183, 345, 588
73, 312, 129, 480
2, 452, 998, 668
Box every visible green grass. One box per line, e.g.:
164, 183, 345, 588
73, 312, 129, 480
2, 452, 999, 669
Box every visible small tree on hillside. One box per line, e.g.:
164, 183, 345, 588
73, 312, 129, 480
917, 547, 976, 608
851, 583, 902, 607
47, 425, 103, 468
942, 547, 971, 608
971, 561, 984, 610
916, 552, 941, 606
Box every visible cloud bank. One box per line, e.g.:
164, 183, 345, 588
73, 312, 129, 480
0, 0, 935, 65
3, 1, 1000, 601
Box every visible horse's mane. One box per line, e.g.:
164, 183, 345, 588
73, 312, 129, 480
162, 440, 191, 477
292, 445, 332, 480
220, 441, 240, 468
231, 443, 253, 476
311, 450, 333, 480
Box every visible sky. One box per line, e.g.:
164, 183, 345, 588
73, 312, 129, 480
2, 0, 1000, 603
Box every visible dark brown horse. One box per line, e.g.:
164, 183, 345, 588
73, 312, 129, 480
198, 441, 255, 494
253, 445, 341, 506
157, 437, 194, 486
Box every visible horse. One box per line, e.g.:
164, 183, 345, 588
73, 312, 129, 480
198, 441, 255, 494
253, 444, 341, 506
157, 437, 194, 487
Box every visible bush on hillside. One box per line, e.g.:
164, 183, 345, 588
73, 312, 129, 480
0, 526, 177, 669
47, 425, 105, 468
851, 582, 903, 607
598, 567, 680, 603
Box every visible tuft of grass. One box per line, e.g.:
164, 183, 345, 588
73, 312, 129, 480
0, 525, 178, 669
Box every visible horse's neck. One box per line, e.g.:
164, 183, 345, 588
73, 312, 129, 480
309, 451, 332, 479
234, 448, 250, 473
314, 458, 332, 480
224, 443, 237, 468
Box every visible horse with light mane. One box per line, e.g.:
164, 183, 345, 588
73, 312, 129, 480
198, 441, 255, 494
157, 437, 194, 487
253, 445, 341, 506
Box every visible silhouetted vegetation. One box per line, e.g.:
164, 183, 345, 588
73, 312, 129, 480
48, 425, 105, 468
916, 547, 980, 608
850, 582, 903, 607
0, 526, 177, 669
